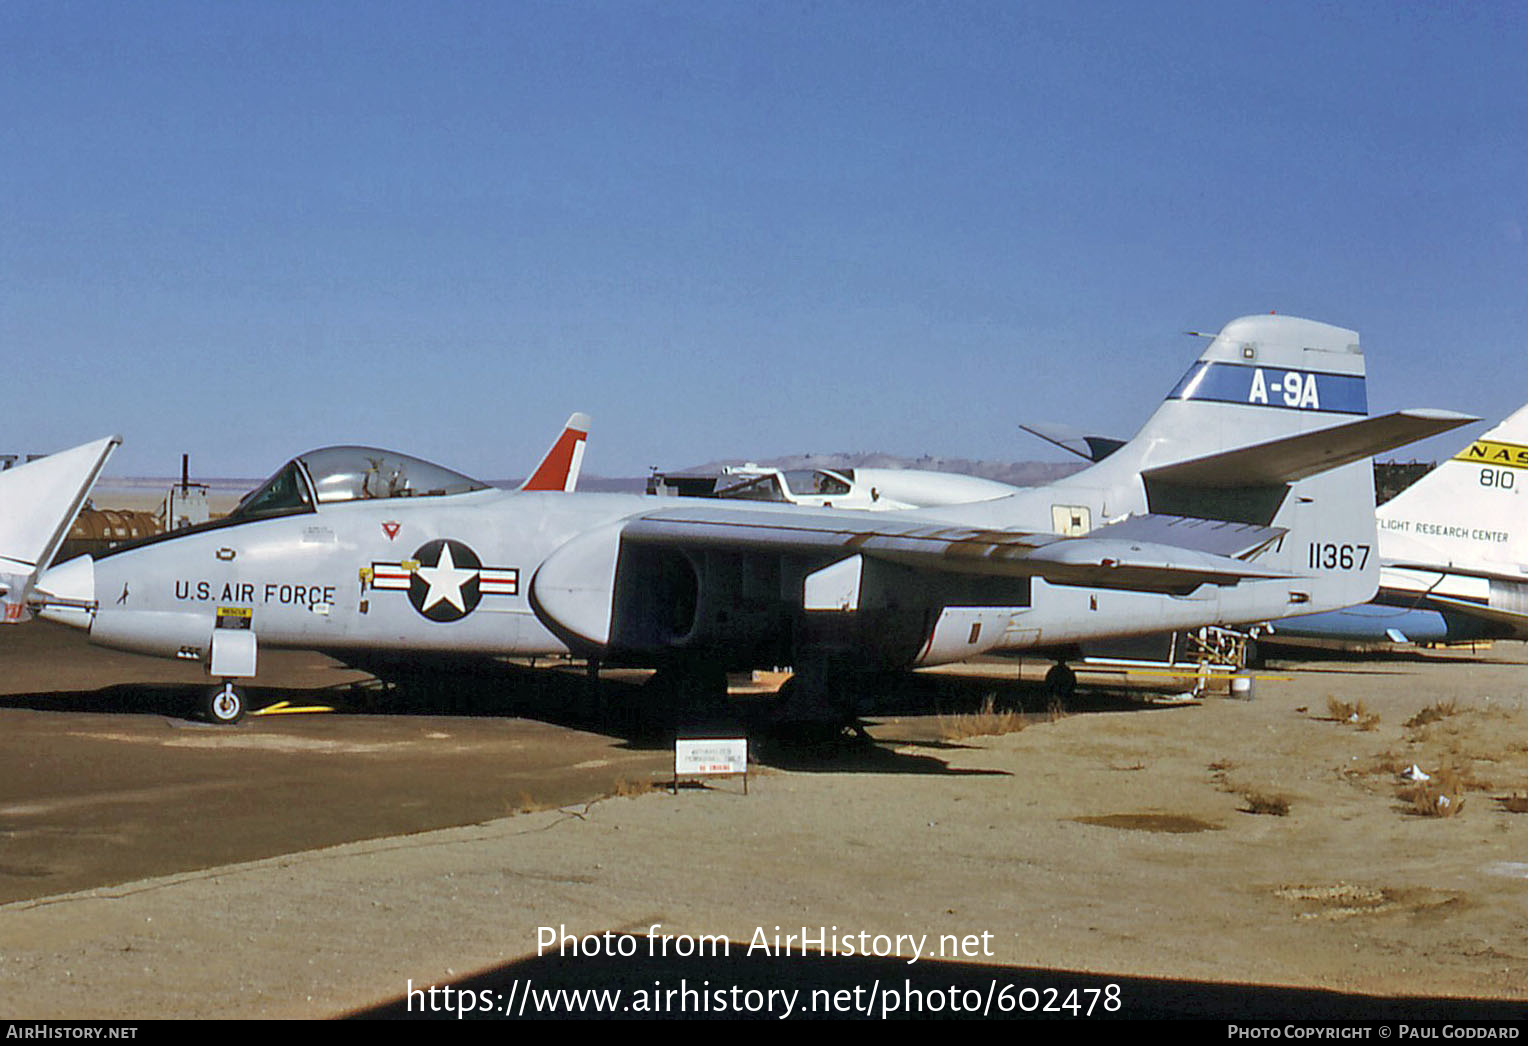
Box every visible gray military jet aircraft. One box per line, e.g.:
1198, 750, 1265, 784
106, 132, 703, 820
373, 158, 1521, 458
16, 314, 1472, 723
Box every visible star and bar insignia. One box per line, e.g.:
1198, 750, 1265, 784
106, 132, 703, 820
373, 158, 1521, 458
370, 539, 518, 622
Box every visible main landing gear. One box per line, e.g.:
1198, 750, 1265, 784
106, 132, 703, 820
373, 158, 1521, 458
1044, 662, 1077, 707
204, 680, 246, 725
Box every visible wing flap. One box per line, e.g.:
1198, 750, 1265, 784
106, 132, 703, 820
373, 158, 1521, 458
1086, 513, 1286, 559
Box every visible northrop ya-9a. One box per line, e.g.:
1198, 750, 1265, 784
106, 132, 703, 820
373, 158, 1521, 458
8, 315, 1472, 723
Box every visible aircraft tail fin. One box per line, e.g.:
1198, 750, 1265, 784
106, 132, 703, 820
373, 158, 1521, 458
1375, 402, 1528, 572
0, 435, 120, 623
1042, 314, 1473, 620
520, 413, 591, 492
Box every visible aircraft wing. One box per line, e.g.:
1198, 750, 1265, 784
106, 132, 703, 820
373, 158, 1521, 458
0, 435, 120, 622
1141, 409, 1476, 488
1384, 561, 1528, 586
1423, 595, 1528, 639
620, 507, 1291, 595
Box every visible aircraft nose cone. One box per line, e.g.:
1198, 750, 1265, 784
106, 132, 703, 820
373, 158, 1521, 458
35, 554, 95, 629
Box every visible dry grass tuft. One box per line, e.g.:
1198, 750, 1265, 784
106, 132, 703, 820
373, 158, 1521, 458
1406, 699, 1462, 729
1398, 768, 1468, 817
938, 694, 1027, 741
1366, 751, 1409, 776
610, 777, 661, 798
1241, 792, 1292, 816
1326, 696, 1380, 731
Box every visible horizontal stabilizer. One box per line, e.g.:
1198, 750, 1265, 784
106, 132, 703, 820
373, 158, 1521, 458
0, 435, 120, 622
1141, 409, 1477, 489
1019, 422, 1126, 463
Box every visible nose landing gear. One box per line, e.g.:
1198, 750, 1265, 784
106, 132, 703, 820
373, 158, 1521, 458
204, 681, 245, 725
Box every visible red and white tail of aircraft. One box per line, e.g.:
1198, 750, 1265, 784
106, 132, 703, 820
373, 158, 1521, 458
519, 412, 590, 492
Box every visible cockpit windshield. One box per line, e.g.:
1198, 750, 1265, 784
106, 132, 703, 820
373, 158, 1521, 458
715, 472, 786, 502
227, 460, 314, 521
227, 446, 489, 522
297, 446, 489, 504
782, 469, 852, 497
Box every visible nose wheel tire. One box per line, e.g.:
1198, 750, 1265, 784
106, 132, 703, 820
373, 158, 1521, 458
205, 682, 245, 725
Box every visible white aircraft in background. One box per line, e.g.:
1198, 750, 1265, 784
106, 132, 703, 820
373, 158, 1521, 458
1269, 403, 1528, 646
649, 462, 1021, 511
7, 314, 1470, 723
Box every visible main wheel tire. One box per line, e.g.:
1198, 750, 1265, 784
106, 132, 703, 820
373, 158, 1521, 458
1044, 662, 1077, 705
1243, 638, 1263, 670
205, 682, 245, 725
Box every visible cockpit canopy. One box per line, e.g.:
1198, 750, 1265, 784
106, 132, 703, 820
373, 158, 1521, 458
228, 446, 490, 521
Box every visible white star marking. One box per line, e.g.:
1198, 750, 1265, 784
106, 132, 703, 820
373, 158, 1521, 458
415, 543, 477, 614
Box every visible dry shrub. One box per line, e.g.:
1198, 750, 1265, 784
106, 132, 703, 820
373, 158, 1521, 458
1398, 768, 1468, 818
1366, 751, 1408, 776
938, 694, 1027, 741
1241, 792, 1291, 816
1406, 699, 1462, 729
1326, 696, 1380, 731
610, 777, 660, 798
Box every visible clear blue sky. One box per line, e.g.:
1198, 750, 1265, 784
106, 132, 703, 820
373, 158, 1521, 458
5, 1, 1525, 479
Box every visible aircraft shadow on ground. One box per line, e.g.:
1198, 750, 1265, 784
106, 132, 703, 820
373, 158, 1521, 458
0, 682, 252, 720
349, 936, 1524, 1020
0, 662, 1177, 777
1263, 646, 1519, 668
328, 663, 1176, 776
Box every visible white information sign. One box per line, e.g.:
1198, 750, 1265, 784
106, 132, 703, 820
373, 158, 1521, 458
675, 738, 748, 776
